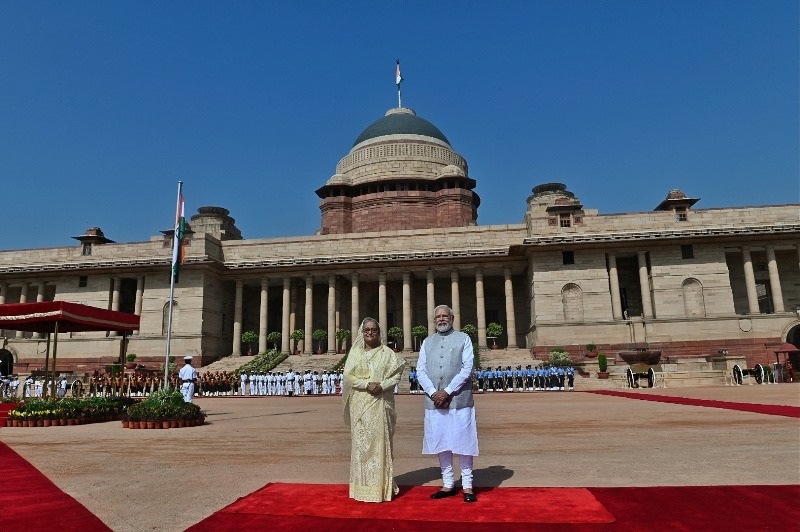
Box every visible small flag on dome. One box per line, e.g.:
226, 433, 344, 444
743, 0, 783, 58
395, 60, 403, 86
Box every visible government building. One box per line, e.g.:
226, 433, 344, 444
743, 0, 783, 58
1, 107, 798, 375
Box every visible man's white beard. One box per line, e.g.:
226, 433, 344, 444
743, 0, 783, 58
436, 322, 453, 333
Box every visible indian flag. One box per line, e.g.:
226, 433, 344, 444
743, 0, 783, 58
395, 60, 403, 86
172, 184, 186, 283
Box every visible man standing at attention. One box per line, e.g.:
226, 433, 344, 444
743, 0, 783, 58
416, 304, 479, 503
179, 355, 198, 402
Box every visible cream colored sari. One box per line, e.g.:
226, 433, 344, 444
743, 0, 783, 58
343, 319, 406, 502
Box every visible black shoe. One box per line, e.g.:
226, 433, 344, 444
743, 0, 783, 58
430, 488, 459, 499
463, 491, 477, 503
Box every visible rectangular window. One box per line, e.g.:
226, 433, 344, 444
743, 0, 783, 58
548, 217, 557, 226
78, 276, 88, 287
563, 251, 575, 265
559, 214, 571, 227
574, 216, 583, 224
675, 207, 687, 221
681, 245, 694, 259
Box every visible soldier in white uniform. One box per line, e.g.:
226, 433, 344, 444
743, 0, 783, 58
303, 370, 312, 395
178, 355, 198, 403
239, 372, 248, 396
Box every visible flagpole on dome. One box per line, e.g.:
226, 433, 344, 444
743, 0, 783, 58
395, 59, 403, 108
165, 180, 185, 387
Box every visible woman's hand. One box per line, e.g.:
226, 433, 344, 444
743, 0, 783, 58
366, 382, 383, 395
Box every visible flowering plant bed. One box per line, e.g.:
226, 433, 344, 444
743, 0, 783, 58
5, 396, 134, 427
122, 389, 205, 429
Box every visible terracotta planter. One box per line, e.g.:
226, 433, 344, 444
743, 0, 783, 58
122, 421, 130, 428
585, 351, 598, 358
178, 420, 187, 428
132, 421, 141, 429
161, 421, 170, 429
169, 421, 178, 429
125, 363, 137, 369
59, 419, 67, 426
37, 420, 44, 427
597, 371, 610, 379
146, 421, 156, 429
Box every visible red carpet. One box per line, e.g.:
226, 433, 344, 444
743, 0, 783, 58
190, 483, 800, 531
590, 390, 800, 418
189, 483, 614, 530
0, 442, 110, 531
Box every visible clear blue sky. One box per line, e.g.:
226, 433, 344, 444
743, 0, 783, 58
1, 1, 797, 250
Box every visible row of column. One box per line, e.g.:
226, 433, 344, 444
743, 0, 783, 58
231, 267, 520, 356
606, 244, 797, 319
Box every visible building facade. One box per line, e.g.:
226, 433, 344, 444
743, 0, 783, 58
1, 107, 798, 374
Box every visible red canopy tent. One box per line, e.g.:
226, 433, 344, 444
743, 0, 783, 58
0, 301, 140, 397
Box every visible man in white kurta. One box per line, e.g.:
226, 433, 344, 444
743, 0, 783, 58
416, 304, 479, 503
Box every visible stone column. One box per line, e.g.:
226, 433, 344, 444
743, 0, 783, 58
378, 272, 388, 344
742, 248, 760, 314
232, 280, 243, 356
33, 281, 46, 339
16, 283, 28, 338
304, 274, 313, 354
475, 268, 487, 349
504, 267, 519, 348
281, 277, 291, 354
290, 284, 298, 351
765, 246, 785, 313
450, 270, 461, 330
426, 270, 435, 334
133, 276, 144, 335
259, 278, 269, 353
402, 272, 412, 352
327, 274, 336, 353
351, 273, 360, 340
0, 282, 6, 337
110, 277, 121, 337
608, 254, 623, 319
637, 252, 654, 319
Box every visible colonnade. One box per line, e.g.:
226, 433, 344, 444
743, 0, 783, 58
605, 244, 795, 319
230, 267, 521, 356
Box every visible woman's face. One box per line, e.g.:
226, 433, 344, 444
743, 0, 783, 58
363, 321, 380, 348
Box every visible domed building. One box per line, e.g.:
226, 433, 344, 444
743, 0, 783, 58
0, 105, 799, 384
316, 107, 479, 234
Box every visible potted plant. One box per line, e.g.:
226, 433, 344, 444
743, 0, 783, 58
267, 331, 281, 350
411, 325, 428, 351
289, 329, 304, 354
241, 330, 258, 355
461, 323, 477, 339
549, 348, 571, 366
486, 322, 503, 349
597, 353, 609, 379
312, 329, 328, 354
125, 353, 138, 369
387, 326, 403, 351
335, 328, 351, 353
585, 343, 598, 358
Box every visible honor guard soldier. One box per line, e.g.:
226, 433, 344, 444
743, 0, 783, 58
475, 367, 484, 392
566, 366, 575, 391
179, 355, 198, 403
524, 365, 533, 391
514, 365, 524, 392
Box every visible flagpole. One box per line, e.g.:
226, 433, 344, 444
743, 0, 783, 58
165, 180, 183, 388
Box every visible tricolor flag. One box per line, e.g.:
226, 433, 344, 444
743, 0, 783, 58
172, 183, 186, 283
395, 60, 403, 86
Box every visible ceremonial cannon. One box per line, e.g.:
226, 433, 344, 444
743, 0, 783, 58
732, 363, 764, 385
626, 367, 657, 388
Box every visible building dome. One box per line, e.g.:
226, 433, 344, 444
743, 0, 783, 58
352, 107, 450, 148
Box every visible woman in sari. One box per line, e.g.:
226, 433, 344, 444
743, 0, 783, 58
343, 317, 406, 502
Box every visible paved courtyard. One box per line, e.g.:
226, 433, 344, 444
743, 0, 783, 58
1, 385, 798, 531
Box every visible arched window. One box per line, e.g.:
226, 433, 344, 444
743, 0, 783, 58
561, 283, 584, 322
162, 301, 178, 335
682, 278, 705, 317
